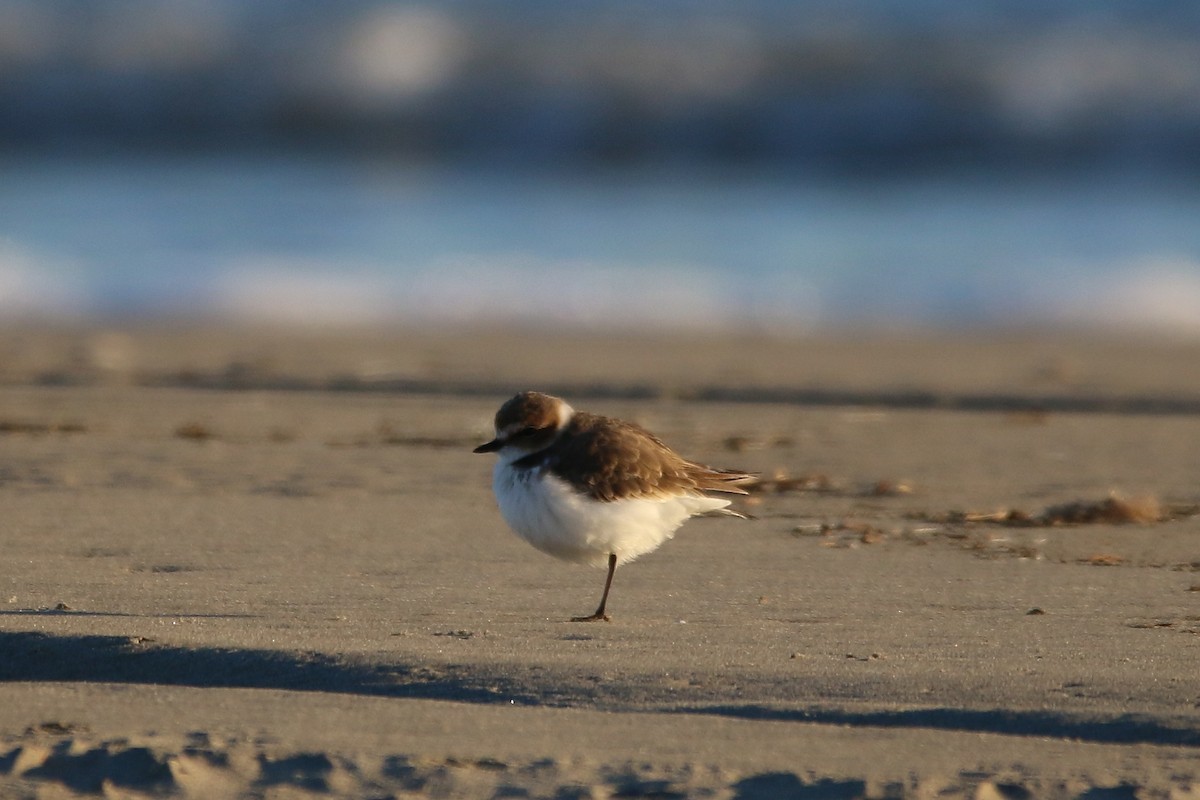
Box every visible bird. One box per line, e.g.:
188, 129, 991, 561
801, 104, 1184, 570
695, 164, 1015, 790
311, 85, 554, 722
474, 391, 752, 621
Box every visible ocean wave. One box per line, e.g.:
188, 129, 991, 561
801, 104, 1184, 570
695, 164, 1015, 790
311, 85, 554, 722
2, 1, 1199, 167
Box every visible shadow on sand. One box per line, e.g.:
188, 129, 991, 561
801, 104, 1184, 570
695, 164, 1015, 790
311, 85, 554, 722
2, 630, 1197, 749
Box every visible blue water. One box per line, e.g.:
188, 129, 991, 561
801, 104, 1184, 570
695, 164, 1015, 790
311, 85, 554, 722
3, 153, 1200, 333
3, 1, 1199, 333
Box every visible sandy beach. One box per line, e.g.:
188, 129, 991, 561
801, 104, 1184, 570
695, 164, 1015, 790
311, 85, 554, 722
1, 326, 1198, 798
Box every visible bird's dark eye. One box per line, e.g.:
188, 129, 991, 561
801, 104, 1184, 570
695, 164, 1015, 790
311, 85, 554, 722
514, 426, 538, 438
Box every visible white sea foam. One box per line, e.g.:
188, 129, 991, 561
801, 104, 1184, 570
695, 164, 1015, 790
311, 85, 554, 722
4, 239, 1199, 338
1042, 257, 1200, 335
336, 6, 465, 104
212, 254, 823, 332
212, 259, 403, 326
208, 253, 1200, 336
0, 242, 87, 319
405, 256, 737, 329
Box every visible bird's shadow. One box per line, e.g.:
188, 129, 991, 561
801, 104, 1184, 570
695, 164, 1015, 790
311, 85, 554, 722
1, 630, 1197, 749
0, 630, 518, 705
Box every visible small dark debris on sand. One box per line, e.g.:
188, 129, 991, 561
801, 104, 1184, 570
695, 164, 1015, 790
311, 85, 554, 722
0, 419, 87, 435
23, 721, 87, 737
911, 494, 1197, 528
722, 434, 796, 453
794, 519, 889, 546
866, 478, 914, 497
174, 422, 215, 442
744, 470, 913, 498
1082, 553, 1126, 566
327, 422, 472, 449
744, 469, 840, 494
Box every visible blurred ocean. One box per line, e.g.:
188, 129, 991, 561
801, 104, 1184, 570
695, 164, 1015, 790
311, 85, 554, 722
2, 0, 1199, 334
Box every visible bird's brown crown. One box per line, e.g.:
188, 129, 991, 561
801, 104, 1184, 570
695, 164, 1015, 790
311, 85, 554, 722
470, 391, 572, 454
494, 391, 565, 437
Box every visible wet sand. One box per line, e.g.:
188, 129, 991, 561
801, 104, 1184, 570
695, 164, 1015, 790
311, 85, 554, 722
1, 326, 1198, 798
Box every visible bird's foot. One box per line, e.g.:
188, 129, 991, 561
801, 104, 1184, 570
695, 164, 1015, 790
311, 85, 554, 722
570, 611, 611, 622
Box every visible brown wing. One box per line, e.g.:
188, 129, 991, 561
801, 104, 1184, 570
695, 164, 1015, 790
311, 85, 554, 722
546, 412, 752, 502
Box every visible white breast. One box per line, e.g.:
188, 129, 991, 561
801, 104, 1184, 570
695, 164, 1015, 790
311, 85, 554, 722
491, 460, 730, 568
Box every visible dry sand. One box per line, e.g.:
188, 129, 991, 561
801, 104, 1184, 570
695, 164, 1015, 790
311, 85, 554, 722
1, 326, 1198, 798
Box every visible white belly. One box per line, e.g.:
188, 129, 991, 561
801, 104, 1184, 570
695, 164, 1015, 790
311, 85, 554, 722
491, 462, 729, 568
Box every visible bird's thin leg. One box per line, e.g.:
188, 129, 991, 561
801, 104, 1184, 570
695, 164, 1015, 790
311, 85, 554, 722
571, 553, 616, 622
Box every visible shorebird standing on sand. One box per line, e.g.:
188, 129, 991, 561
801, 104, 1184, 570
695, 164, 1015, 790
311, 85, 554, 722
474, 391, 752, 621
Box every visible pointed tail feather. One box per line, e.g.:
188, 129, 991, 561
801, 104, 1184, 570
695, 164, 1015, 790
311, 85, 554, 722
693, 466, 757, 495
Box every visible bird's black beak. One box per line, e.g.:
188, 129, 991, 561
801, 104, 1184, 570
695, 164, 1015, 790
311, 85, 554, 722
473, 438, 502, 453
